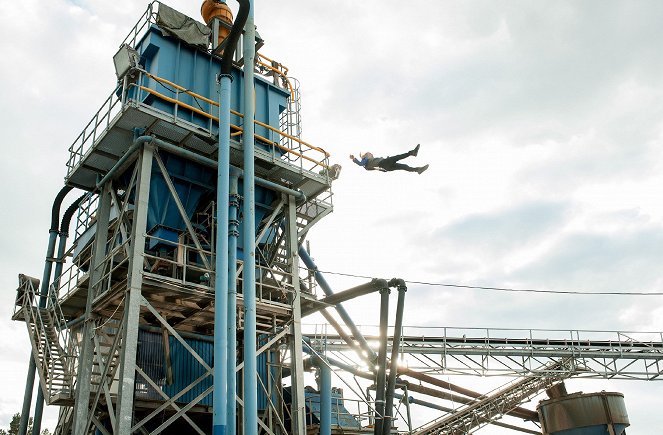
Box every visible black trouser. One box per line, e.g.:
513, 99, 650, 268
378, 151, 418, 172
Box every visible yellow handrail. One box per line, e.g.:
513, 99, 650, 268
143, 72, 329, 157
135, 84, 329, 168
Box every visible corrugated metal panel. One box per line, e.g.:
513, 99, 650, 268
163, 333, 213, 406
257, 335, 269, 411
135, 329, 213, 407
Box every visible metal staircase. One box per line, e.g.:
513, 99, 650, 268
413, 359, 575, 434
13, 274, 77, 405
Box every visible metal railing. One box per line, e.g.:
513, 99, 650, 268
303, 393, 369, 429
75, 193, 99, 239
304, 324, 663, 380
66, 67, 330, 178
14, 275, 78, 403
68, 1, 329, 177
66, 86, 124, 176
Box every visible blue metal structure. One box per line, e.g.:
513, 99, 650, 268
12, 2, 335, 434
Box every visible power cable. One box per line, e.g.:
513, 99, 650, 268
305, 268, 663, 296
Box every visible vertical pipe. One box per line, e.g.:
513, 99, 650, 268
20, 231, 57, 435
226, 169, 240, 434
298, 247, 377, 364
383, 280, 407, 435
241, 2, 258, 433
214, 71, 232, 435
318, 359, 332, 435
374, 286, 390, 435
401, 390, 413, 434
20, 185, 72, 435
382, 279, 407, 435
32, 194, 87, 435
31, 232, 68, 435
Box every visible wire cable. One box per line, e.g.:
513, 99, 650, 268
304, 268, 663, 296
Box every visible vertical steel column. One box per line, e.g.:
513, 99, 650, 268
115, 144, 154, 433
318, 359, 332, 435
227, 169, 240, 434
214, 71, 232, 435
241, 2, 258, 433
73, 185, 113, 434
374, 287, 390, 435
383, 280, 407, 435
287, 195, 306, 435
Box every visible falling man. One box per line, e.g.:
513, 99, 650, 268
349, 144, 429, 174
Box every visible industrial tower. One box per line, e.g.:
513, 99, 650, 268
13, 1, 337, 434
12, 2, 662, 435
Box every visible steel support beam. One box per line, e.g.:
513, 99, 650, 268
73, 183, 112, 434
115, 144, 154, 433
287, 195, 306, 435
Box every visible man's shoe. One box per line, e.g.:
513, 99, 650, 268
417, 164, 429, 174
411, 143, 421, 156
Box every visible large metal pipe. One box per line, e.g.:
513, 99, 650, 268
318, 357, 332, 435
301, 278, 383, 316
212, 76, 230, 435
31, 194, 87, 435
393, 392, 540, 434
373, 286, 390, 435
401, 380, 538, 421
212, 0, 245, 426
241, 1, 258, 432
319, 309, 366, 361
298, 247, 377, 364
19, 186, 72, 435
399, 368, 538, 421
302, 350, 373, 381
226, 168, 240, 434
382, 279, 406, 435
213, 3, 250, 429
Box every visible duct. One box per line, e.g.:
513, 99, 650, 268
156, 4, 211, 48
382, 279, 406, 435
401, 380, 539, 421
19, 186, 73, 435
226, 169, 241, 434
301, 279, 384, 316
317, 357, 332, 435
319, 309, 366, 361
298, 247, 377, 364
31, 193, 87, 435
392, 392, 540, 435
373, 286, 390, 435
241, 1, 258, 432
215, 1, 248, 432
400, 368, 538, 421
301, 350, 373, 381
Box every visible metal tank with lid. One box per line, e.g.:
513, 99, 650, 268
537, 387, 630, 435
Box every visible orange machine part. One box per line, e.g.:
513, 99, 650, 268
201, 0, 234, 46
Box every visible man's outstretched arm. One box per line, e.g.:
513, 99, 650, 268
349, 154, 367, 167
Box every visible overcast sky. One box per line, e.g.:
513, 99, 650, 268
1, 0, 662, 433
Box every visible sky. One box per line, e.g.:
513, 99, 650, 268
1, 0, 662, 433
